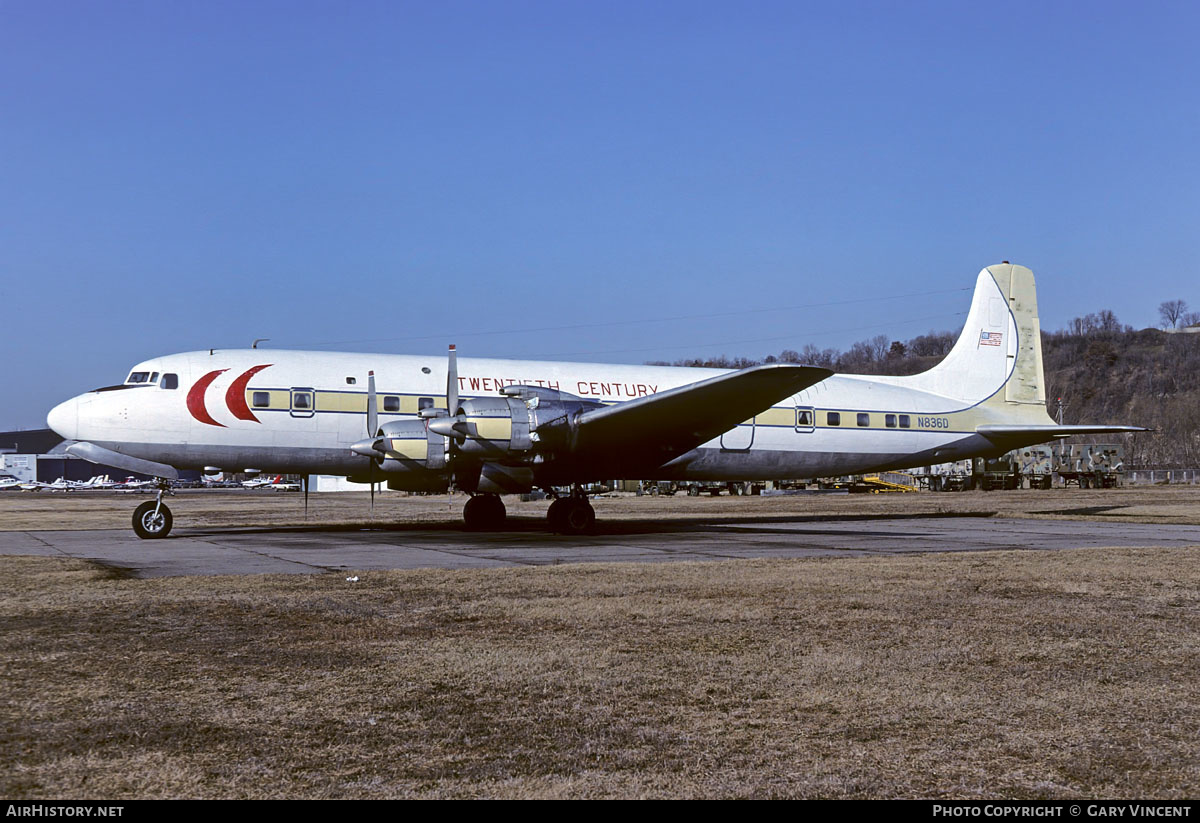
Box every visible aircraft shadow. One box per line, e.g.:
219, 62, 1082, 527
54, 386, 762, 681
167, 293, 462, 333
172, 510, 998, 539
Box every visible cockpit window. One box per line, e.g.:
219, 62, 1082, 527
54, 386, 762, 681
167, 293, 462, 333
160, 373, 178, 390
126, 371, 152, 384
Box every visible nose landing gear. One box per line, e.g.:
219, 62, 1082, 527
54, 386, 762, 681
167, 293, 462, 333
132, 479, 173, 539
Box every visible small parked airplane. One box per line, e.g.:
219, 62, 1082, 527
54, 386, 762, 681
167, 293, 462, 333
47, 263, 1143, 538
0, 474, 26, 491
242, 474, 300, 491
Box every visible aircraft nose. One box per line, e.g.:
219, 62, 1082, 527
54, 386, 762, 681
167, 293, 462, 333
47, 396, 80, 441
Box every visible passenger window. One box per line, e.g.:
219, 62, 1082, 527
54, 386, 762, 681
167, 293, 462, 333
252, 392, 270, 408
885, 414, 896, 428
160, 374, 178, 390
418, 397, 434, 411
294, 392, 312, 410
827, 412, 841, 426
899, 415, 911, 428
857, 413, 870, 427
383, 396, 400, 413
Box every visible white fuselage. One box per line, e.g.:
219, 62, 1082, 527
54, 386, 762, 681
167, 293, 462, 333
47, 346, 1018, 484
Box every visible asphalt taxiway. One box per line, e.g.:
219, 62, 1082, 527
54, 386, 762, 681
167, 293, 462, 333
3, 515, 1198, 578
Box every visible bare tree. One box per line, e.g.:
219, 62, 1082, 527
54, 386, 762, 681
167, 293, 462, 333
1159, 299, 1188, 329
1096, 309, 1122, 333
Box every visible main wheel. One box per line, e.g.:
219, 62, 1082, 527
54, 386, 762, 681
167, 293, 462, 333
558, 499, 595, 535
132, 501, 172, 540
463, 494, 506, 530
547, 497, 568, 531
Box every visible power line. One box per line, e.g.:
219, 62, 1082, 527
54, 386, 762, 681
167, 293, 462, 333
524, 311, 968, 360
288, 286, 972, 349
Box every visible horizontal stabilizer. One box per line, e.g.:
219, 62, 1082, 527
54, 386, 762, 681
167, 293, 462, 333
978, 424, 1149, 437
976, 424, 1149, 449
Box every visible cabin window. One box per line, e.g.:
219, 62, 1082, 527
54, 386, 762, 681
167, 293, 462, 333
418, 397, 434, 411
383, 396, 401, 413
160, 374, 178, 390
346, 377, 357, 385
857, 413, 870, 427
252, 392, 270, 408
827, 412, 841, 426
294, 392, 312, 410
899, 415, 911, 428
886, 414, 897, 428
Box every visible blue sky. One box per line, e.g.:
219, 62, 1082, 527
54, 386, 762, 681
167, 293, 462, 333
3, 0, 1198, 429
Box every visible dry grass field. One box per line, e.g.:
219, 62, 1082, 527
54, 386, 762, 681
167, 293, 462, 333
2, 487, 1199, 798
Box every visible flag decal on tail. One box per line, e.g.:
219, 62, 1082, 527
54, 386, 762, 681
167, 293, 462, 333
979, 330, 1003, 347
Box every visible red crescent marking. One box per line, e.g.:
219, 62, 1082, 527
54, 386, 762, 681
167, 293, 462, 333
225, 364, 273, 423
187, 369, 229, 427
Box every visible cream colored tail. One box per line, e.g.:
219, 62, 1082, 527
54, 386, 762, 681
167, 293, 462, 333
900, 263, 1050, 417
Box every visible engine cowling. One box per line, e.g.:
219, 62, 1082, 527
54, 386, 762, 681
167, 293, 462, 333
432, 390, 605, 459
347, 419, 448, 492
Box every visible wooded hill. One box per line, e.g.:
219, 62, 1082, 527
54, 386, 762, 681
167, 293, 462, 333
650, 323, 1200, 468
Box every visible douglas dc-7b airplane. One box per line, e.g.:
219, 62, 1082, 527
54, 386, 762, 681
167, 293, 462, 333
47, 263, 1143, 538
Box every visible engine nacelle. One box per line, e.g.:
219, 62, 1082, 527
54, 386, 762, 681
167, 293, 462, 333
447, 391, 604, 459
376, 418, 446, 472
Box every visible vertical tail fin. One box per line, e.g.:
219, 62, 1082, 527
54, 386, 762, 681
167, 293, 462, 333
901, 263, 1051, 420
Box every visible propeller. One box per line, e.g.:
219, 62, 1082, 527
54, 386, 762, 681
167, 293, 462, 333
367, 370, 378, 513
445, 344, 458, 502
447, 344, 458, 419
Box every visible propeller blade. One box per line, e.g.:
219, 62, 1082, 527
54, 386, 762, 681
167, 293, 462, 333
367, 370, 378, 437
447, 344, 458, 417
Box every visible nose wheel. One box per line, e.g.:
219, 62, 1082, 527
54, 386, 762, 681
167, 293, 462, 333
132, 480, 173, 539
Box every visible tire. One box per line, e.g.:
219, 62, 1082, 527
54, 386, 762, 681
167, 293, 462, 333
464, 495, 506, 530
559, 499, 595, 535
547, 497, 568, 531
132, 501, 172, 539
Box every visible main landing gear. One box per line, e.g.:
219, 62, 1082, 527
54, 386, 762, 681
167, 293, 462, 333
547, 488, 595, 535
132, 479, 173, 539
461, 489, 595, 534
463, 493, 507, 530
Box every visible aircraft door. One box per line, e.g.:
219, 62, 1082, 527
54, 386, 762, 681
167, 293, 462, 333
720, 417, 755, 450
795, 405, 815, 433
290, 387, 316, 419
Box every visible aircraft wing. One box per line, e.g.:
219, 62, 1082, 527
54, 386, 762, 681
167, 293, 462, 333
567, 364, 832, 473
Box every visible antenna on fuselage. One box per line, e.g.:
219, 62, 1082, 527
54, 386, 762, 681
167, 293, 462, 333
252, 338, 270, 349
